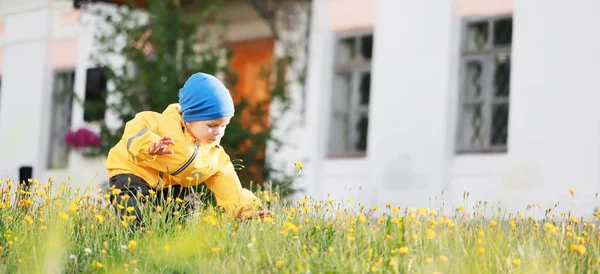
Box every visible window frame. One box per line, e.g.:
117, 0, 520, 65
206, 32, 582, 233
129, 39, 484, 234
456, 14, 512, 154
327, 29, 374, 159
47, 69, 76, 169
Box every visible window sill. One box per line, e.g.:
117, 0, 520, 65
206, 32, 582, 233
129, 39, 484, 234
455, 147, 507, 155
327, 152, 367, 159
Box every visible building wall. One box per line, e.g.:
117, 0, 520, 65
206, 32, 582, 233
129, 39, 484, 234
303, 0, 600, 217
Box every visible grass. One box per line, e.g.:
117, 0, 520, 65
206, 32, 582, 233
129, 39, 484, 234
0, 177, 599, 273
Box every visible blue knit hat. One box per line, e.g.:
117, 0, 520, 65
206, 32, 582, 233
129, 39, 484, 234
179, 72, 235, 122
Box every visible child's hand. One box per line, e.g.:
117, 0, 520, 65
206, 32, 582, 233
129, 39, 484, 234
149, 136, 176, 155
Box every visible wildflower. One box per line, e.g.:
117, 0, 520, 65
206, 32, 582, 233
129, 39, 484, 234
277, 260, 284, 268
489, 220, 498, 228
128, 240, 137, 250
41, 226, 47, 230
112, 189, 121, 195
349, 199, 355, 205
69, 254, 77, 260
17, 259, 22, 264
425, 258, 432, 264
359, 214, 367, 223
478, 247, 485, 254
439, 256, 448, 263
398, 247, 409, 255
59, 212, 69, 220
294, 162, 303, 169
512, 259, 521, 265
95, 215, 104, 223
211, 247, 221, 254
569, 188, 575, 197
126, 207, 135, 213
570, 244, 586, 256
391, 207, 399, 214
23, 215, 33, 225
426, 229, 436, 239
373, 205, 379, 211
84, 248, 92, 254
83, 193, 91, 199
130, 260, 137, 265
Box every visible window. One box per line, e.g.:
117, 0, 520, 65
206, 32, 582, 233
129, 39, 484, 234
84, 67, 107, 122
457, 16, 512, 153
48, 71, 75, 169
328, 31, 373, 157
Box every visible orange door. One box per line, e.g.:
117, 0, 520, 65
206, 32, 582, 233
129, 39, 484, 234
228, 38, 274, 186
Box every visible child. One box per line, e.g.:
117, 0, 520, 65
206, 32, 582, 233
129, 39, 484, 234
105, 72, 265, 222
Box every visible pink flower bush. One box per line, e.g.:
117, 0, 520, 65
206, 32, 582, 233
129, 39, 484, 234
64, 128, 102, 148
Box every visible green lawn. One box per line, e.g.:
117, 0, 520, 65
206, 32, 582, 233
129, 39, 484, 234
0, 178, 598, 273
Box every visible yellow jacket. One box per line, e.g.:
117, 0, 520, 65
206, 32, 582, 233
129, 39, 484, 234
105, 103, 261, 219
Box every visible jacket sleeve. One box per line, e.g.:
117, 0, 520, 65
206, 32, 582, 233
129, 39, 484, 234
205, 150, 261, 219
121, 111, 162, 164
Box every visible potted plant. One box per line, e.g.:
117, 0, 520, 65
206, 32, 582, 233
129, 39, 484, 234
63, 127, 103, 157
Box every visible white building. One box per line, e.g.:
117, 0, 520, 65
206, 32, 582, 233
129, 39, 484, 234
1, 0, 599, 218
295, 0, 600, 217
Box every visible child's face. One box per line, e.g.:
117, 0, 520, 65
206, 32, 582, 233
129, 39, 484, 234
185, 116, 232, 144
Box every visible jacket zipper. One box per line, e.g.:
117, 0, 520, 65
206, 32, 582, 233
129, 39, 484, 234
170, 142, 199, 176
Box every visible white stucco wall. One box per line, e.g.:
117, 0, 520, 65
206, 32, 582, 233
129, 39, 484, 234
0, 9, 52, 182
451, 0, 600, 217
300, 0, 600, 218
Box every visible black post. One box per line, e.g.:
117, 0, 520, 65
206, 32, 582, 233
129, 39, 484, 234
19, 166, 33, 187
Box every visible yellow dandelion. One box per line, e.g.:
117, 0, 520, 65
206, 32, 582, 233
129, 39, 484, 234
129, 260, 137, 265
126, 207, 135, 213
41, 226, 47, 230
59, 212, 69, 220
95, 215, 105, 223
111, 189, 121, 195
24, 215, 33, 225
164, 244, 171, 251
489, 220, 498, 228
0, 246, 3, 253
440, 256, 448, 264
128, 240, 137, 250
294, 162, 303, 169
478, 247, 485, 254
425, 258, 432, 264
398, 247, 409, 255
373, 205, 379, 211
386, 203, 391, 209
212, 247, 221, 254
83, 193, 91, 199
512, 259, 521, 265
569, 188, 575, 197
426, 229, 436, 239
18, 258, 22, 264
